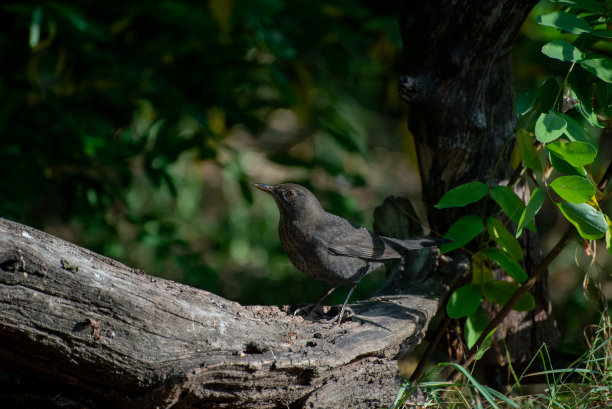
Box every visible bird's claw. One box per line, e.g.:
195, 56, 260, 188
293, 303, 319, 317
294, 303, 351, 324
325, 307, 353, 324
326, 312, 343, 324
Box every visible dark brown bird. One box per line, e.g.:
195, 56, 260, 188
253, 182, 451, 324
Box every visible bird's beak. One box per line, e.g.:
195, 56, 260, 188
253, 183, 275, 195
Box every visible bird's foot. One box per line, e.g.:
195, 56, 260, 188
325, 307, 353, 324
326, 312, 343, 324
294, 304, 352, 324
293, 303, 323, 318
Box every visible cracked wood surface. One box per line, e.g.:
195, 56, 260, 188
0, 217, 466, 408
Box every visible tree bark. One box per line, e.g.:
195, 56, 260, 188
0, 218, 467, 408
397, 0, 559, 366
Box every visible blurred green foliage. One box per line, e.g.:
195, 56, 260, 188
1, 0, 404, 305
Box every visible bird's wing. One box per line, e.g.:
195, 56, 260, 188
315, 214, 403, 261
315, 213, 453, 260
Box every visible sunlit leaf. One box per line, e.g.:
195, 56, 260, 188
435, 181, 488, 209
486, 218, 524, 261
550, 176, 595, 203
548, 150, 586, 177
546, 141, 598, 167
557, 202, 607, 239
516, 188, 545, 238
541, 40, 583, 63
447, 284, 482, 318
537, 11, 591, 34
580, 58, 612, 83
485, 247, 528, 283
561, 113, 596, 145
489, 186, 528, 229
441, 215, 485, 253
535, 112, 567, 143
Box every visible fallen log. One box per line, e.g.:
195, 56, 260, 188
0, 207, 466, 408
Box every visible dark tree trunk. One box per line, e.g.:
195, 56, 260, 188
396, 0, 559, 366
0, 218, 466, 408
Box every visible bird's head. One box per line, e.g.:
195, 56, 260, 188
253, 183, 323, 221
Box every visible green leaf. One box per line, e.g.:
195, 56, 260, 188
592, 30, 612, 39
516, 188, 545, 238
440, 215, 485, 253
542, 40, 583, 63
580, 58, 612, 83
465, 306, 490, 349
561, 113, 596, 145
549, 0, 603, 12
537, 11, 591, 34
486, 218, 524, 261
516, 128, 543, 172
484, 280, 535, 311
447, 284, 482, 318
517, 294, 536, 311
546, 141, 598, 167
569, 68, 604, 128
548, 150, 587, 177
489, 186, 531, 229
550, 176, 595, 204
557, 202, 607, 239
535, 112, 567, 143
435, 181, 488, 209
485, 247, 528, 283
472, 251, 494, 284
595, 82, 612, 111
537, 78, 561, 114
516, 91, 537, 115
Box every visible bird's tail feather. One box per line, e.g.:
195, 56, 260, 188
384, 237, 453, 250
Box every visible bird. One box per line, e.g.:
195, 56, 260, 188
253, 182, 452, 324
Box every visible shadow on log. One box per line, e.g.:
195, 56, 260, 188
0, 209, 467, 408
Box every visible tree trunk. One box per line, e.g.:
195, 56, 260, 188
397, 0, 559, 366
0, 218, 467, 408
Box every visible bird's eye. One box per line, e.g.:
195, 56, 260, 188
285, 190, 296, 198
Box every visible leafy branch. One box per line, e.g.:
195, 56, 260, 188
414, 0, 612, 380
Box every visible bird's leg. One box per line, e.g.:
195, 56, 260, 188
327, 283, 357, 324
294, 284, 339, 317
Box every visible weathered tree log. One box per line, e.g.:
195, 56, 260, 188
0, 217, 467, 408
